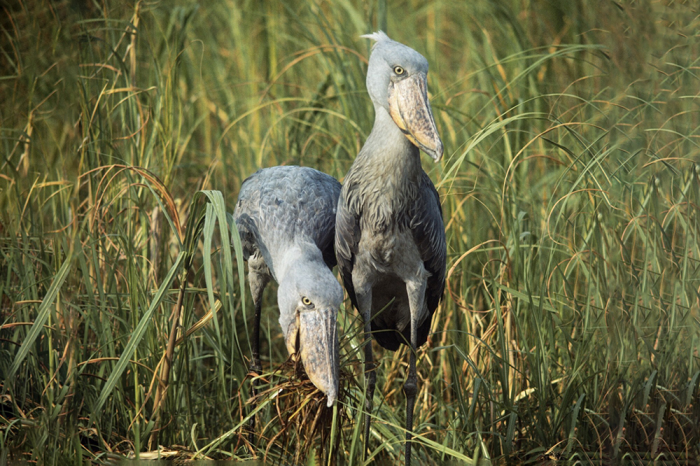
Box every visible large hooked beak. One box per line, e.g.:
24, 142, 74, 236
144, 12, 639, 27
388, 73, 444, 162
285, 307, 339, 407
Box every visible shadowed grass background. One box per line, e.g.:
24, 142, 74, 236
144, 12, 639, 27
1, 0, 699, 464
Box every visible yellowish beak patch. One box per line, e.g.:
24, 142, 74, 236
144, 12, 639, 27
388, 73, 444, 161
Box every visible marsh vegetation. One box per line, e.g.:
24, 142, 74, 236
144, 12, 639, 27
1, 0, 699, 464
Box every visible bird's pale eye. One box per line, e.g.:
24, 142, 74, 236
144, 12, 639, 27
393, 65, 405, 75
302, 297, 312, 306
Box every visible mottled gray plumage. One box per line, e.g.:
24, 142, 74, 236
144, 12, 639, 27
336, 121, 445, 349
233, 166, 343, 409
335, 32, 446, 466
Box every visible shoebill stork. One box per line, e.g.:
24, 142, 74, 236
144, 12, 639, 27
335, 32, 446, 465
233, 166, 342, 433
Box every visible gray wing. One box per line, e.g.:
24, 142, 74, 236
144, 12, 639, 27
334, 189, 360, 311
408, 172, 446, 344
233, 166, 341, 272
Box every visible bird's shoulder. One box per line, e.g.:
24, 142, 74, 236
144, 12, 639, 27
234, 166, 340, 262
236, 167, 338, 218
239, 166, 339, 202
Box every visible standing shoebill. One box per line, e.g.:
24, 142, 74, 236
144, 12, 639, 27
233, 166, 342, 431
335, 32, 446, 466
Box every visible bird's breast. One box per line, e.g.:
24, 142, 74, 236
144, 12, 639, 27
349, 177, 418, 229
355, 225, 426, 286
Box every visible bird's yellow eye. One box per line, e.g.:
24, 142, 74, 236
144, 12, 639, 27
393, 66, 405, 75
302, 297, 312, 306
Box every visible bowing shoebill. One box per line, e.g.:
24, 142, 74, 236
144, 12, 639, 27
233, 166, 342, 432
335, 32, 446, 465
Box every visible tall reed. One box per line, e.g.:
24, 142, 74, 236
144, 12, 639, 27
1, 1, 698, 464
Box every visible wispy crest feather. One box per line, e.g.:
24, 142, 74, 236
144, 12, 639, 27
360, 30, 390, 45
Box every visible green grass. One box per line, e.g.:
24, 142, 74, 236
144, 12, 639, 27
1, 0, 699, 464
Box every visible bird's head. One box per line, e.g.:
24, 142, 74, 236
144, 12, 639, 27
363, 31, 443, 162
278, 257, 342, 407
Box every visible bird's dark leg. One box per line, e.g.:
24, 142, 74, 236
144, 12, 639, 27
404, 338, 417, 466
355, 284, 375, 458
363, 316, 376, 455
404, 277, 426, 466
248, 299, 263, 445
250, 298, 263, 387
248, 266, 268, 445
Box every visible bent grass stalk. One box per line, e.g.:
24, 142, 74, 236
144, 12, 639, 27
1, 0, 699, 464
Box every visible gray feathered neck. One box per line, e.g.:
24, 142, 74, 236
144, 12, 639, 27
342, 106, 422, 232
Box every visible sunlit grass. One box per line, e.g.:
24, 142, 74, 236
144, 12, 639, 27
1, 0, 699, 464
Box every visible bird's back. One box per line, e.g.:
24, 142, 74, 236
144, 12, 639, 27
234, 166, 341, 277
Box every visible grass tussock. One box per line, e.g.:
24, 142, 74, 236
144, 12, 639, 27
242, 356, 352, 465
1, 0, 699, 464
